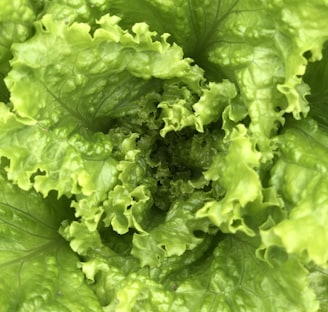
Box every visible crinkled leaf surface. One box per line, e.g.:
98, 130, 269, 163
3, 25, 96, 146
0, 0, 328, 311
0, 0, 37, 102
105, 0, 328, 160
1, 14, 214, 252
260, 119, 328, 266
0, 0, 36, 74
196, 124, 262, 235
2, 13, 206, 198
79, 235, 318, 311
0, 171, 102, 311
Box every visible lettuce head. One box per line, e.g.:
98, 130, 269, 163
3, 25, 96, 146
0, 0, 327, 311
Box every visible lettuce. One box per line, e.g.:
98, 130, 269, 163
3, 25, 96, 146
0, 0, 327, 311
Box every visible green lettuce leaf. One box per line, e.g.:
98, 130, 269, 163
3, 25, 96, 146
172, 235, 318, 312
196, 124, 262, 236
0, 170, 102, 311
259, 118, 328, 266
0, 0, 37, 102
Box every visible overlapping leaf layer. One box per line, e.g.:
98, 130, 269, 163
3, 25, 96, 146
0, 0, 327, 311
